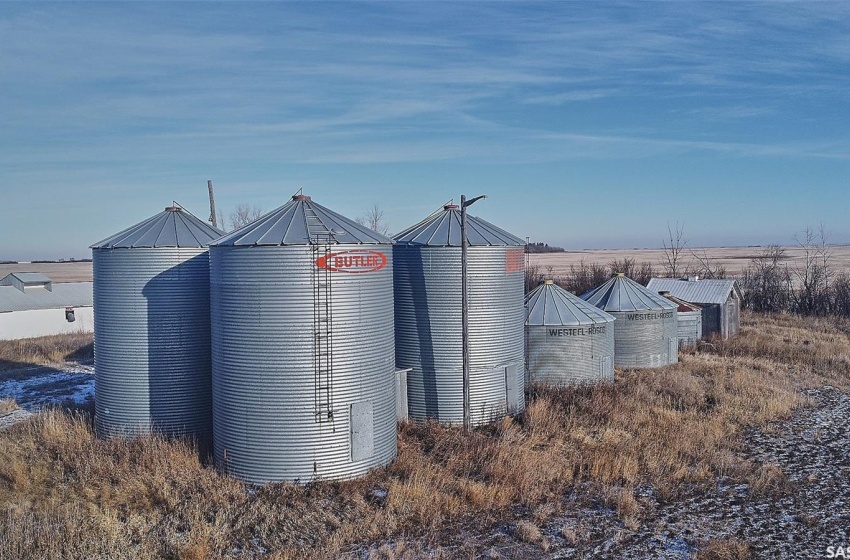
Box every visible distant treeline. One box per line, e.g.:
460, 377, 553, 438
526, 232, 850, 318
525, 242, 565, 254
525, 258, 657, 295
29, 259, 93, 264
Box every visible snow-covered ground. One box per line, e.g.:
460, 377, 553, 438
0, 362, 94, 411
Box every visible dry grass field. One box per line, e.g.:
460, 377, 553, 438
1, 313, 849, 558
530, 244, 850, 279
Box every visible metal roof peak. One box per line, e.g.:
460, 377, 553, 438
211, 195, 392, 246
581, 274, 676, 312
394, 204, 524, 247
91, 205, 223, 249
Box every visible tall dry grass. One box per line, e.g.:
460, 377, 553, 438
1, 312, 848, 559
0, 332, 93, 371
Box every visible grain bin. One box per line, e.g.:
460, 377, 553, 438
393, 204, 526, 426
209, 194, 396, 484
659, 292, 702, 348
525, 280, 616, 386
582, 274, 678, 368
91, 206, 222, 439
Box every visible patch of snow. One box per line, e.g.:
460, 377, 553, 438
0, 363, 94, 411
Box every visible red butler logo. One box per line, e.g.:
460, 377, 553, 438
315, 250, 388, 273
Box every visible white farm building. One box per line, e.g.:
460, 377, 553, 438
0, 273, 93, 340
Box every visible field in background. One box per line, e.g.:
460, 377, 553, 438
5, 244, 850, 285
530, 244, 850, 279
0, 262, 93, 283
1, 313, 849, 558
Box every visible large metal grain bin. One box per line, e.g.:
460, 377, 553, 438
659, 292, 702, 348
525, 280, 616, 386
582, 274, 678, 368
209, 194, 396, 484
393, 204, 526, 426
91, 206, 222, 439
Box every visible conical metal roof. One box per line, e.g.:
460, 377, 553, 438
526, 280, 615, 326
394, 204, 525, 246
211, 195, 392, 246
91, 206, 224, 249
581, 274, 677, 312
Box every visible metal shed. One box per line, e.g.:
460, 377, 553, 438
91, 206, 222, 440
647, 277, 741, 340
582, 274, 678, 368
659, 292, 702, 348
209, 194, 397, 484
393, 204, 526, 426
525, 280, 616, 386
0, 274, 93, 340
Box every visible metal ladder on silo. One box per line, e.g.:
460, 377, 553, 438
309, 219, 335, 423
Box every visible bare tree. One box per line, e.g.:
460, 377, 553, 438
791, 225, 833, 315
662, 221, 688, 278
690, 249, 727, 279
229, 204, 263, 231
355, 204, 390, 236
741, 245, 792, 312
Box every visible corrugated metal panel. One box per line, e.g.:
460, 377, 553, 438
0, 283, 92, 313
211, 195, 391, 247
676, 310, 702, 347
605, 309, 678, 368
657, 293, 703, 347
647, 278, 738, 305
91, 206, 223, 249
526, 322, 615, 385
93, 247, 212, 440
526, 280, 616, 384
583, 275, 677, 368
393, 245, 525, 426
526, 281, 615, 326
394, 205, 525, 247
210, 244, 396, 484
583, 275, 677, 312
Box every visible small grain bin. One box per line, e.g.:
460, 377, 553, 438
91, 206, 222, 439
659, 292, 702, 348
582, 274, 678, 368
209, 194, 396, 484
393, 204, 526, 426
525, 280, 616, 385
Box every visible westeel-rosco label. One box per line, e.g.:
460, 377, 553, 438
315, 250, 387, 273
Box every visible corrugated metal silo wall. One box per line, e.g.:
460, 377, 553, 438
676, 310, 702, 348
526, 323, 615, 385
210, 245, 396, 484
93, 248, 212, 439
608, 308, 678, 368
394, 246, 525, 426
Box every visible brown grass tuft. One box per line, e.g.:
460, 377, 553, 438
695, 537, 751, 560
0, 399, 19, 415
0, 312, 847, 558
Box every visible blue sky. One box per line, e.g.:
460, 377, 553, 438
1, 2, 848, 260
